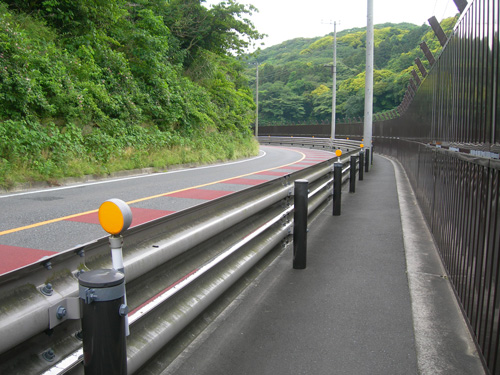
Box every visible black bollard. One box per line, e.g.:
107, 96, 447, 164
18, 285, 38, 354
79, 269, 127, 375
350, 155, 357, 193
333, 161, 342, 216
293, 179, 308, 269
359, 151, 364, 181
365, 148, 370, 172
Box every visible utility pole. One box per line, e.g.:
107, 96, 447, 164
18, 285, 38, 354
322, 20, 338, 139
255, 63, 259, 137
363, 0, 374, 169
331, 21, 337, 139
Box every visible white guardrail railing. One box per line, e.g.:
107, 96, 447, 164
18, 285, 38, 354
0, 138, 362, 375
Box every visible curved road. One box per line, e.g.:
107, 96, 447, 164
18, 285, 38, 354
0, 145, 335, 274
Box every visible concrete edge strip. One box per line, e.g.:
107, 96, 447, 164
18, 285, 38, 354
385, 155, 486, 375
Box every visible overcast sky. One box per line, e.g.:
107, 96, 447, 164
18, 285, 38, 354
203, 0, 461, 50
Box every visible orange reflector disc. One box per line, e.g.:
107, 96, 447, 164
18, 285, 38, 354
99, 199, 133, 235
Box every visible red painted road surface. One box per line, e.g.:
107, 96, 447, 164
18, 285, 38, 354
0, 147, 334, 274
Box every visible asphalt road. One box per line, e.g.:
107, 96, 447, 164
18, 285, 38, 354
0, 145, 335, 274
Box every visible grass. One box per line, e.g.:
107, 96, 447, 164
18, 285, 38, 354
0, 135, 260, 190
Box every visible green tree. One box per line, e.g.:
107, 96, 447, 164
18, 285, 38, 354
259, 81, 305, 123
246, 18, 459, 124
4, 0, 127, 35
162, 0, 263, 67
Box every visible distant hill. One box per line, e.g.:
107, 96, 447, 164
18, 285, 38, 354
245, 18, 458, 124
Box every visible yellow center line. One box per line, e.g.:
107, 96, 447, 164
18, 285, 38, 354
0, 150, 307, 237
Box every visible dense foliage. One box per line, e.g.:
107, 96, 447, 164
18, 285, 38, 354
0, 0, 262, 188
246, 17, 458, 125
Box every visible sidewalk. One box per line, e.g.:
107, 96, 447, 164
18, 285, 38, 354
161, 155, 485, 375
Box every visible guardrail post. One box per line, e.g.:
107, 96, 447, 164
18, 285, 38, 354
350, 155, 357, 193
78, 269, 128, 375
359, 151, 364, 181
293, 179, 308, 269
99, 199, 133, 336
365, 148, 370, 172
333, 160, 342, 216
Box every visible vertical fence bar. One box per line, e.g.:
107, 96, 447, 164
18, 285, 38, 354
293, 179, 308, 269
365, 149, 370, 172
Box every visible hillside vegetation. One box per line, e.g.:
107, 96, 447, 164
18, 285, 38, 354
247, 17, 458, 124
0, 0, 458, 189
0, 0, 262, 188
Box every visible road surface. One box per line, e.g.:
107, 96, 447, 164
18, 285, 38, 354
0, 145, 335, 274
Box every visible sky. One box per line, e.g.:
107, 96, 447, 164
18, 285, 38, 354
203, 0, 461, 51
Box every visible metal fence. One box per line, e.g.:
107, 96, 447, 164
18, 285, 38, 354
375, 139, 500, 373
376, 1, 500, 373
260, 0, 500, 372
377, 0, 499, 153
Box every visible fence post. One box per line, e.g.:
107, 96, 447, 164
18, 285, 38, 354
333, 159, 343, 216
293, 179, 308, 269
350, 155, 357, 193
78, 269, 127, 375
359, 150, 364, 181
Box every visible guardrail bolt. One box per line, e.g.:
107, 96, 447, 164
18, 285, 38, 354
77, 249, 85, 257
43, 261, 52, 270
42, 348, 55, 362
119, 304, 129, 317
75, 330, 83, 341
40, 283, 53, 296
56, 306, 67, 320
76, 269, 85, 278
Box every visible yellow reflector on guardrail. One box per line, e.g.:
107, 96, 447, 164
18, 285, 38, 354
99, 199, 133, 235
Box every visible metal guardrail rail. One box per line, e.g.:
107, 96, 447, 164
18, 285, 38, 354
0, 139, 361, 375
256, 124, 364, 139
257, 136, 361, 153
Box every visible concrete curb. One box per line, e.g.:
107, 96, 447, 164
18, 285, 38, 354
387, 155, 486, 374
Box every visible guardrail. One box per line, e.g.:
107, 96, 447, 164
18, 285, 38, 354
257, 136, 360, 152
256, 124, 364, 139
0, 138, 362, 374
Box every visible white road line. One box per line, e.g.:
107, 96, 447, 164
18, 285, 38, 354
0, 150, 267, 199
